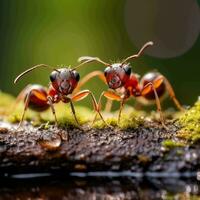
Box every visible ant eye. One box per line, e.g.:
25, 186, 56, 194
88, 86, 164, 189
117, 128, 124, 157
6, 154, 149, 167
104, 67, 110, 77
50, 71, 58, 82
124, 65, 131, 75
73, 71, 80, 82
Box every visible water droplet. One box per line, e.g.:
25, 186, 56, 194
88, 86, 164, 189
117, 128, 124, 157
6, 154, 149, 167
39, 135, 61, 151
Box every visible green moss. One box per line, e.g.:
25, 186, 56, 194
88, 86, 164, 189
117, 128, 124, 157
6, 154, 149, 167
178, 100, 200, 143
92, 117, 118, 129
0, 91, 15, 115
162, 139, 185, 149
0, 91, 15, 106
119, 112, 144, 129
39, 103, 92, 127
93, 111, 144, 130
163, 193, 200, 200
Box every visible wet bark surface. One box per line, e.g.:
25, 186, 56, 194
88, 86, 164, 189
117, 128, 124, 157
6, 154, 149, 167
0, 120, 199, 175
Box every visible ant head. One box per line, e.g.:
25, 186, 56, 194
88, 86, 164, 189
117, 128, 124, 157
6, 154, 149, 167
14, 64, 81, 96
78, 41, 153, 90
50, 68, 80, 95
104, 63, 131, 89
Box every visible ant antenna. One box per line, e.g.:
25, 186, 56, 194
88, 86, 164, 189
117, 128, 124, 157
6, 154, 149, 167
14, 64, 60, 84
73, 56, 111, 70
121, 41, 154, 65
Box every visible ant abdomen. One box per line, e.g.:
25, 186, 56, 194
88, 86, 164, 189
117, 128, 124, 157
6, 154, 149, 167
24, 84, 49, 112
141, 72, 166, 100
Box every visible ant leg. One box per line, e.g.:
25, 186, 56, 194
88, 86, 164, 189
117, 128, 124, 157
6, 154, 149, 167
161, 76, 185, 111
17, 91, 32, 129
47, 96, 58, 126
7, 85, 32, 115
96, 90, 122, 125
18, 88, 48, 129
118, 98, 125, 124
74, 71, 106, 93
74, 71, 113, 112
105, 99, 113, 112
92, 91, 106, 125
15, 84, 32, 103
68, 99, 82, 128
71, 90, 109, 127
141, 82, 167, 129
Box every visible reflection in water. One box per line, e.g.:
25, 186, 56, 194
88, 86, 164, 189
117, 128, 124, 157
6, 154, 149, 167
0, 175, 200, 199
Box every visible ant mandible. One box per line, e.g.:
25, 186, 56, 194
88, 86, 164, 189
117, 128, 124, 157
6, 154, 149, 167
14, 62, 106, 128
77, 41, 184, 128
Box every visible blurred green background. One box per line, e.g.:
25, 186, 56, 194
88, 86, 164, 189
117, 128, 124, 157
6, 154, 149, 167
0, 0, 199, 110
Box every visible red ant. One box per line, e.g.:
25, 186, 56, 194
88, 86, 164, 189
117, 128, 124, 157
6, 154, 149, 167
77, 41, 184, 128
14, 62, 106, 128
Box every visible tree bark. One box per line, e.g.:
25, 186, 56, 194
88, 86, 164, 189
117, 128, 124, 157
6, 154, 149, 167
0, 121, 198, 175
